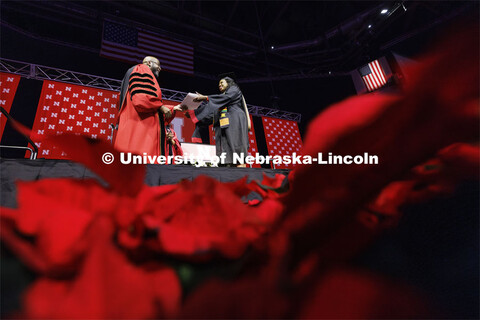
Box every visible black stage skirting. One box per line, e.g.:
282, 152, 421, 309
0, 159, 289, 208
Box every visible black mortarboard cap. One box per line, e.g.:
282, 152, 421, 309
217, 72, 236, 82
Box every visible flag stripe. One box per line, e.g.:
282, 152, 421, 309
371, 72, 381, 88
141, 29, 194, 51
137, 43, 194, 65
364, 75, 374, 91
369, 70, 381, 88
369, 64, 382, 87
137, 32, 194, 56
369, 66, 382, 88
138, 33, 194, 55
370, 61, 386, 86
100, 46, 193, 74
368, 75, 377, 90
373, 60, 386, 84
101, 43, 194, 69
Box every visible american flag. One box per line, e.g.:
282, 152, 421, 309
359, 59, 387, 92
100, 20, 194, 75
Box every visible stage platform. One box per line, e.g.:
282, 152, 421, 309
0, 158, 289, 208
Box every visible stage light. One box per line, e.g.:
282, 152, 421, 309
271, 46, 275, 49
368, 24, 372, 28
381, 9, 388, 14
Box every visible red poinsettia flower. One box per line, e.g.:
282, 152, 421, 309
127, 175, 285, 260
178, 23, 478, 320
279, 26, 478, 273
0, 176, 182, 319
23, 217, 181, 319
1, 119, 289, 319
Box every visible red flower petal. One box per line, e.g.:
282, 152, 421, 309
4, 116, 146, 196
24, 219, 181, 319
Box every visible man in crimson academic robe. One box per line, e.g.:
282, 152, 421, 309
113, 56, 183, 156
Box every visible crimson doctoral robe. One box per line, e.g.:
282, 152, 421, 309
113, 64, 174, 156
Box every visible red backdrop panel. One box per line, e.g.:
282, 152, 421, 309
247, 115, 261, 168
262, 117, 303, 169
31, 81, 119, 159
30, 80, 197, 159
0, 73, 21, 139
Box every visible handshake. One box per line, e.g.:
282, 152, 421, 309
159, 104, 188, 118
173, 104, 188, 112
192, 93, 208, 102
159, 92, 208, 118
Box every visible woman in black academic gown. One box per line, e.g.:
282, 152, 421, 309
193, 77, 250, 166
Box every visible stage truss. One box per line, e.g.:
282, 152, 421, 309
0, 58, 302, 122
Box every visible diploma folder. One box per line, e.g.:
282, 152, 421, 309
182, 93, 202, 110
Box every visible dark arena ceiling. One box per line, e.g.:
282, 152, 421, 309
3, 1, 475, 79
0, 0, 478, 130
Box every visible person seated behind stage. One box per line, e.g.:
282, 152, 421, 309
191, 77, 250, 166
166, 124, 183, 157
113, 56, 185, 157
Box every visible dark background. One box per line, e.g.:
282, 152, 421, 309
1, 1, 477, 136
